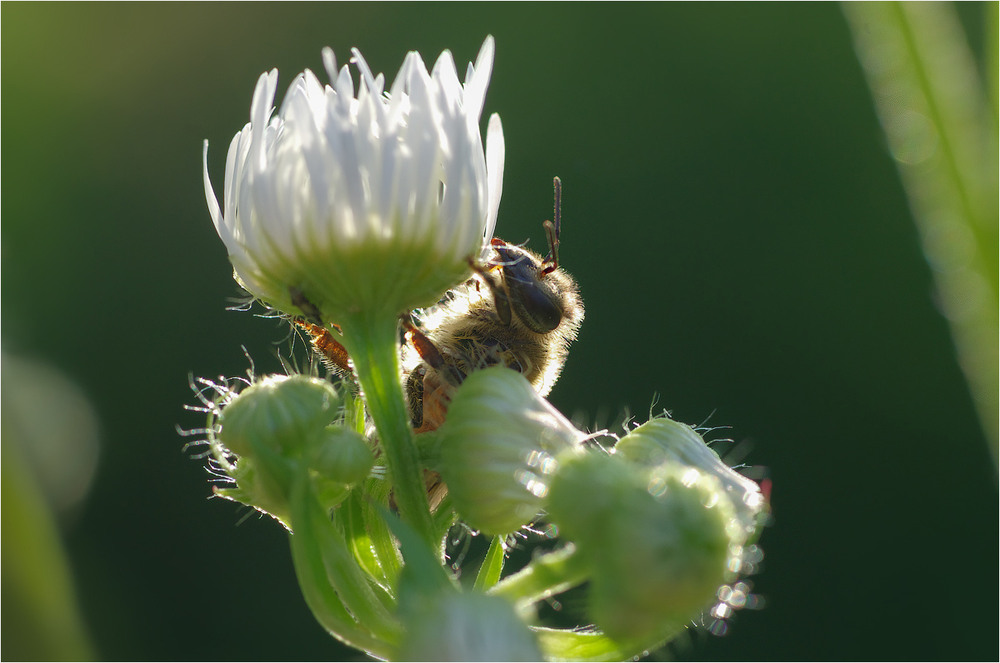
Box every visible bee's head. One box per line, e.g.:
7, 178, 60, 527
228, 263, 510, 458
489, 239, 566, 334
479, 176, 578, 336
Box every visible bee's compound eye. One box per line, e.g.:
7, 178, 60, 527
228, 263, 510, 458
493, 243, 565, 334
509, 277, 563, 333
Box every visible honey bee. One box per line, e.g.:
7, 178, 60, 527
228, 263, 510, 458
296, 176, 583, 438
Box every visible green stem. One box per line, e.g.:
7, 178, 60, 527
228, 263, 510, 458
531, 628, 629, 663
431, 493, 458, 545
288, 478, 391, 657
531, 624, 686, 663
487, 544, 589, 612
336, 313, 437, 547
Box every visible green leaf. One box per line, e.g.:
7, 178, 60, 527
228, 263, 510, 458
472, 536, 506, 591
289, 473, 401, 647
844, 1, 1000, 458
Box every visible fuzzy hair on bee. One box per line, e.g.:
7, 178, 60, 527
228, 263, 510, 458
401, 238, 583, 432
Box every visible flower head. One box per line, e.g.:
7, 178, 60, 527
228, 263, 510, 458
204, 37, 505, 321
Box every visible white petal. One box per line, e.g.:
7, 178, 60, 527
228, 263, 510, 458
473, 36, 495, 86
335, 63, 355, 100
431, 49, 462, 106
321, 47, 338, 84
202, 140, 223, 230
300, 69, 328, 120
350, 47, 379, 94
223, 125, 249, 219
250, 70, 278, 170
464, 36, 495, 122
386, 53, 415, 127
484, 113, 505, 246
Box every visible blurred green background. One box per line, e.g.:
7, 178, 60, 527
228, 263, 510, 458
3, 3, 996, 660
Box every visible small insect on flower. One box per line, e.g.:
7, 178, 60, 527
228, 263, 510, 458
298, 177, 584, 438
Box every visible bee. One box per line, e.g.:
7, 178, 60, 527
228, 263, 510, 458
297, 176, 583, 437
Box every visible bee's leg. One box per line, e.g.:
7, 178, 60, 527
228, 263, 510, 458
287, 287, 353, 374
414, 375, 450, 434
401, 315, 464, 386
405, 366, 426, 429
401, 315, 458, 435
468, 255, 513, 326
295, 320, 352, 373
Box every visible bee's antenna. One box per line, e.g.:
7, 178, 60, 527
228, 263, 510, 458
542, 176, 561, 275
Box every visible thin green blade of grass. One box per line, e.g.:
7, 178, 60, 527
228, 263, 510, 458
844, 1, 999, 461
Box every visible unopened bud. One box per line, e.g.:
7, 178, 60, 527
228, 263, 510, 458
218, 374, 340, 458
438, 367, 586, 535
615, 418, 766, 542
548, 451, 735, 644
213, 374, 342, 523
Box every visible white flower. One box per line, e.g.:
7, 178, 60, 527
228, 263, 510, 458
203, 37, 505, 321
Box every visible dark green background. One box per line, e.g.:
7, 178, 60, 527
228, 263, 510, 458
3, 3, 996, 660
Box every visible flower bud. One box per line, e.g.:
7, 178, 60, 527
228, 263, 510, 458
397, 591, 541, 662
307, 426, 375, 485
438, 367, 586, 535
547, 451, 736, 645
218, 374, 340, 458
213, 374, 342, 524
615, 418, 766, 542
